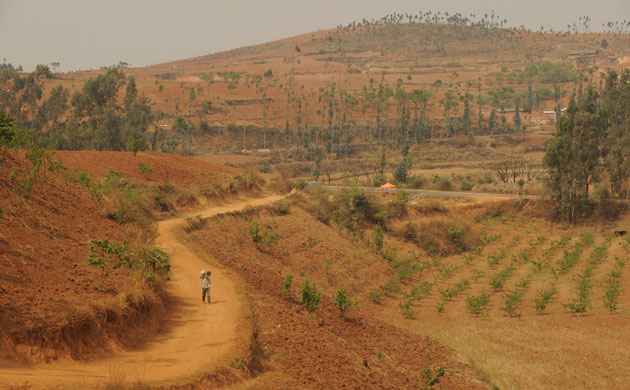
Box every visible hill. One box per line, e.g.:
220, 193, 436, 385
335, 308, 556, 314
41, 21, 630, 141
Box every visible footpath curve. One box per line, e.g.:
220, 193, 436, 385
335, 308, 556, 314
0, 195, 284, 390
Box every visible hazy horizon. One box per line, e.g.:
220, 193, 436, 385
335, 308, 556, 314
1, 0, 629, 73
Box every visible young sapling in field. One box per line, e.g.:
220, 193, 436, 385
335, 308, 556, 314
300, 278, 321, 312
283, 273, 294, 293
533, 284, 558, 313
501, 288, 525, 317
334, 288, 358, 318
466, 291, 491, 316
564, 267, 594, 314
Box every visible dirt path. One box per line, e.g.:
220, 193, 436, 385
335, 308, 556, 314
313, 184, 540, 200
0, 195, 284, 390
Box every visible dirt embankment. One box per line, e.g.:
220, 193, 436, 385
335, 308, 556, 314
1, 196, 285, 389
0, 150, 266, 365
0, 152, 164, 363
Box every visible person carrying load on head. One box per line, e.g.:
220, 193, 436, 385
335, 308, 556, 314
201, 270, 212, 303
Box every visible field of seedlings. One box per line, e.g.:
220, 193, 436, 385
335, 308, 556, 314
377, 205, 630, 390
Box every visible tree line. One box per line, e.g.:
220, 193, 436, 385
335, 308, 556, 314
544, 70, 630, 221
0, 66, 156, 152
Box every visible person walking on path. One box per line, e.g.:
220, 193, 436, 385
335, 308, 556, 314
201, 270, 212, 303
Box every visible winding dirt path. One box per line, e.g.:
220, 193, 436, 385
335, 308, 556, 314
0, 195, 284, 390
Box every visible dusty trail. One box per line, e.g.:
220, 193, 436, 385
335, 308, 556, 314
0, 195, 284, 390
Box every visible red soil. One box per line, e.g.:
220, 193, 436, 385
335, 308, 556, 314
0, 153, 136, 362
55, 151, 240, 187
0, 150, 243, 364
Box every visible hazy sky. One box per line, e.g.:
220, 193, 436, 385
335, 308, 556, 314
1, 0, 629, 72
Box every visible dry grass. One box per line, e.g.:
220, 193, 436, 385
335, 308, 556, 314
409, 316, 630, 390
413, 216, 478, 256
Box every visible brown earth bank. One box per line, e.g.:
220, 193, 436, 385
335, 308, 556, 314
0, 150, 268, 366
172, 192, 488, 389
0, 152, 163, 363
54, 151, 240, 188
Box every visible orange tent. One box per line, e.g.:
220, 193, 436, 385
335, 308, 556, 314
380, 182, 397, 189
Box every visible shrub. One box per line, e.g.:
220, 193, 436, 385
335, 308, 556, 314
580, 233, 594, 247
466, 291, 491, 315
556, 243, 583, 273
407, 175, 426, 189
399, 297, 417, 319
446, 227, 465, 253
602, 273, 621, 312
379, 277, 402, 296
247, 219, 278, 248
460, 180, 474, 191
282, 273, 294, 293
438, 278, 470, 301
533, 284, 558, 313
332, 187, 387, 230
260, 229, 279, 248
501, 288, 525, 317
388, 190, 410, 218
372, 224, 384, 252
413, 199, 448, 215
333, 288, 358, 318
489, 266, 515, 291
392, 258, 423, 282
138, 162, 153, 175
300, 278, 321, 312
487, 249, 506, 267
436, 177, 453, 191
372, 173, 387, 187
87, 238, 131, 282
420, 367, 445, 387
260, 160, 272, 173
416, 217, 477, 256
293, 180, 308, 190
402, 222, 418, 243
185, 215, 206, 232
247, 218, 262, 243
369, 289, 385, 304
273, 200, 290, 215
588, 244, 608, 266
134, 246, 170, 286
564, 267, 594, 313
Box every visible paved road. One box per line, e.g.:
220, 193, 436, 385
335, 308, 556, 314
308, 183, 541, 200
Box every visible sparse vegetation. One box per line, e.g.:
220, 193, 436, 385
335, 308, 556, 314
300, 278, 321, 312
283, 273, 294, 293
185, 215, 206, 232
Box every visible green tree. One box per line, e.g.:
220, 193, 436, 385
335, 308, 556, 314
300, 278, 321, 312
34, 64, 53, 79
488, 109, 498, 134
544, 88, 602, 222
333, 288, 358, 318
462, 94, 472, 135
0, 110, 15, 154
514, 99, 522, 132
